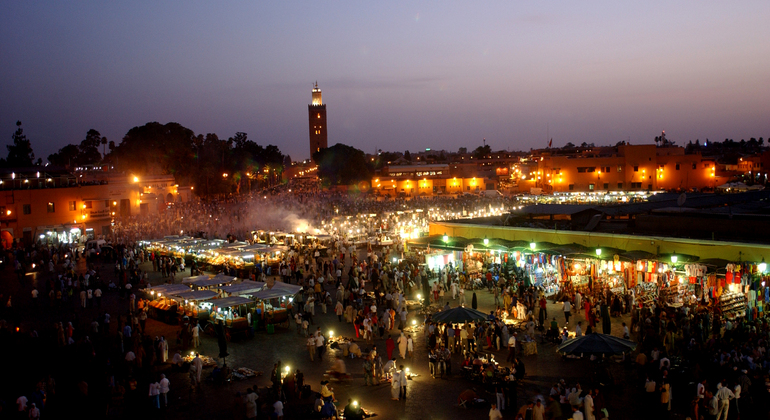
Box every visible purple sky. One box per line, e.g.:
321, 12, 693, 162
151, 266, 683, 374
1, 1, 769, 161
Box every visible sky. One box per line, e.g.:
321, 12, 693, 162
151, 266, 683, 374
1, 1, 769, 161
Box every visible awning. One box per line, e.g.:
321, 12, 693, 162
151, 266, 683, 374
211, 296, 253, 309
182, 275, 211, 285
147, 284, 191, 296
219, 280, 266, 296
171, 290, 219, 301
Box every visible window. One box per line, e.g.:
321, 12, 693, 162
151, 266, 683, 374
617, 166, 623, 172
577, 167, 586, 173
69, 201, 76, 211
603, 167, 611, 173
589, 184, 595, 191
23, 204, 31, 215
703, 163, 710, 168
692, 163, 696, 169
577, 167, 596, 173
317, 113, 321, 118
617, 182, 623, 189
633, 166, 639, 172
568, 184, 574, 191
85, 201, 93, 209
675, 164, 680, 170
47, 202, 55, 213
631, 182, 642, 189
603, 183, 609, 190
648, 184, 652, 191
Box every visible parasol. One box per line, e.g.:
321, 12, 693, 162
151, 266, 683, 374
431, 306, 488, 324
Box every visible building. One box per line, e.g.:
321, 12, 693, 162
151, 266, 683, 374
371, 164, 495, 196
0, 169, 187, 248
308, 81, 328, 158
526, 144, 721, 193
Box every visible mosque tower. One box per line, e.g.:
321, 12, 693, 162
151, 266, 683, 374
308, 81, 328, 158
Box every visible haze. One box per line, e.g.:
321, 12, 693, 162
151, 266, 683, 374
1, 1, 769, 161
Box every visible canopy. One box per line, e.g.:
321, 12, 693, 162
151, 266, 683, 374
557, 333, 637, 355
211, 296, 253, 309
431, 306, 488, 324
219, 280, 266, 296
147, 284, 191, 296
192, 277, 237, 289
182, 275, 211, 285
171, 290, 219, 302
253, 282, 302, 300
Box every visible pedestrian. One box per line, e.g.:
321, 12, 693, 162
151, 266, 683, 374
192, 353, 203, 386
399, 364, 407, 399
149, 381, 161, 409
159, 374, 170, 407
563, 300, 571, 324
307, 336, 315, 361
363, 355, 374, 386
385, 335, 395, 360
245, 388, 258, 419
397, 332, 407, 359
391, 368, 401, 400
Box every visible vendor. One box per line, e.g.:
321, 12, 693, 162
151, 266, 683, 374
348, 341, 362, 358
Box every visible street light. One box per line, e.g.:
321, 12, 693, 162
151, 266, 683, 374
443, 233, 448, 243
595, 248, 602, 257
483, 237, 489, 246
671, 252, 678, 264
530, 242, 536, 250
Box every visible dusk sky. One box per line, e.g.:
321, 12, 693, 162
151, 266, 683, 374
2, 1, 769, 161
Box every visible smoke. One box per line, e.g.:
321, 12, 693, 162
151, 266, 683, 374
236, 200, 324, 235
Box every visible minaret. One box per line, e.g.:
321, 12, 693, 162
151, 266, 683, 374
308, 81, 328, 158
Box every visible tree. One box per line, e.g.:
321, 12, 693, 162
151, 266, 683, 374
404, 150, 412, 161
47, 144, 80, 167
110, 122, 196, 181
472, 145, 491, 159
313, 143, 372, 185
6, 121, 35, 167
101, 136, 108, 157
78, 129, 104, 165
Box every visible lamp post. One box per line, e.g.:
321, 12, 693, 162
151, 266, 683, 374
595, 248, 602, 257
671, 252, 678, 264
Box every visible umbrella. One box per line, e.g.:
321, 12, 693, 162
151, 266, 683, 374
557, 333, 637, 355
431, 306, 488, 324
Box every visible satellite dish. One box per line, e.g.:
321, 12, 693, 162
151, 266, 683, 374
584, 214, 602, 231
677, 193, 687, 207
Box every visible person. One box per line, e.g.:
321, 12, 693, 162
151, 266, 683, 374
315, 330, 325, 361
149, 381, 161, 410
307, 336, 316, 361
571, 405, 584, 420
28, 403, 40, 420
399, 364, 408, 399
575, 322, 583, 338
244, 388, 258, 419
363, 355, 374, 386
391, 368, 401, 400
583, 390, 594, 420
159, 374, 170, 407
659, 381, 670, 417
320, 380, 335, 402
397, 332, 407, 359
507, 331, 517, 362
715, 382, 734, 420
272, 398, 284, 420
343, 399, 363, 420
192, 353, 203, 386
489, 402, 503, 420
533, 399, 545, 420
386, 335, 395, 360
563, 300, 571, 324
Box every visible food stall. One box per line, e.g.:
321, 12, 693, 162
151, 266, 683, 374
171, 289, 219, 322
183, 275, 237, 290
146, 284, 193, 323
253, 282, 301, 332
211, 296, 255, 340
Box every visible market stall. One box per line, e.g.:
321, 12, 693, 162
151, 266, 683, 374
252, 282, 301, 331
211, 296, 255, 340
219, 280, 266, 297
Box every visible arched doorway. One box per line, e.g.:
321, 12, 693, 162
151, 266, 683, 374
166, 193, 174, 203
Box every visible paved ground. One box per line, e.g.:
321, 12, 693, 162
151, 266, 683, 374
0, 254, 650, 420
